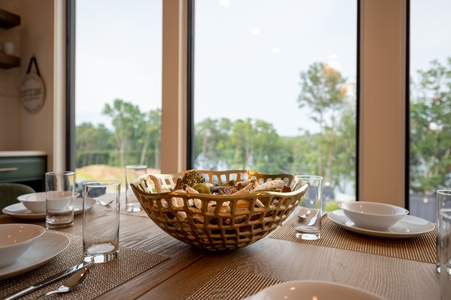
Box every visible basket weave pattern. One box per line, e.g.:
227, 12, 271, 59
131, 170, 308, 251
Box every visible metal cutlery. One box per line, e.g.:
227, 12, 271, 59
36, 266, 89, 299
3, 262, 89, 300
298, 210, 311, 220
307, 210, 320, 226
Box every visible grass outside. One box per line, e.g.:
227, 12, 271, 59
75, 164, 160, 190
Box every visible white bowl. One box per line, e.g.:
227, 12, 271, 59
17, 192, 46, 213
338, 201, 409, 231
244, 280, 384, 300
0, 224, 46, 268
18, 192, 80, 213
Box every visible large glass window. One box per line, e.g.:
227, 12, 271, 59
409, 0, 451, 222
70, 1, 437, 215
193, 0, 357, 211
75, 0, 162, 189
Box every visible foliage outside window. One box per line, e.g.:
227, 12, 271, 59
193, 62, 356, 197
409, 58, 451, 194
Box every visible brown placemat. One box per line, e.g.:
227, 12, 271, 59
270, 212, 436, 264
0, 231, 169, 299
187, 268, 283, 300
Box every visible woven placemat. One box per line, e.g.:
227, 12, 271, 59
187, 268, 283, 300
270, 212, 436, 264
0, 231, 169, 300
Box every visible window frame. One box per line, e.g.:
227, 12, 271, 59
358, 0, 407, 208
66, 0, 76, 172
66, 0, 408, 208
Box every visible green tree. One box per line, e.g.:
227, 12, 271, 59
297, 62, 350, 186
225, 118, 281, 171
194, 118, 285, 173
410, 58, 451, 192
214, 118, 235, 169
194, 118, 233, 170
139, 108, 161, 168
76, 122, 114, 166
102, 99, 145, 167
333, 99, 357, 192
230, 119, 254, 169
285, 131, 319, 176
249, 119, 283, 173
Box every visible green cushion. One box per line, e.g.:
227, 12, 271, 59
0, 183, 35, 213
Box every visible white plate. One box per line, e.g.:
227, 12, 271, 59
244, 280, 384, 300
2, 197, 96, 220
0, 231, 70, 280
328, 210, 435, 238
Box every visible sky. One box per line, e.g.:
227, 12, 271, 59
76, 0, 451, 137
194, 0, 356, 136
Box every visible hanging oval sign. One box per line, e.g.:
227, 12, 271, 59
20, 71, 45, 114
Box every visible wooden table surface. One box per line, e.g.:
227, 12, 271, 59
0, 208, 440, 300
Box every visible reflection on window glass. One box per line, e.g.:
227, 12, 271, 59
409, 0, 451, 222
194, 0, 357, 211
75, 0, 162, 190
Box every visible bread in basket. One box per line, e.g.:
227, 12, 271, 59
131, 170, 308, 251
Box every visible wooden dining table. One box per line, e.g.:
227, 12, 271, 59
0, 205, 440, 300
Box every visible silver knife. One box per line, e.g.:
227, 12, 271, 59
3, 262, 88, 300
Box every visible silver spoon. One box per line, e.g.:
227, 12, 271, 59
298, 210, 311, 220
36, 267, 89, 299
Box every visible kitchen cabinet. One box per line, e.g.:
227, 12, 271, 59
0, 9, 20, 69
0, 151, 47, 192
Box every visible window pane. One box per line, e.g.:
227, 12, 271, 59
75, 0, 162, 190
409, 0, 451, 222
193, 0, 357, 211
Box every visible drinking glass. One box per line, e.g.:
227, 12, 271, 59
294, 175, 323, 240
45, 171, 76, 229
125, 165, 147, 212
437, 190, 451, 274
437, 190, 451, 299
83, 180, 120, 263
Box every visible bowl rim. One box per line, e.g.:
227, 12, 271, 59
338, 201, 409, 217
249, 280, 384, 299
132, 169, 308, 199
18, 191, 80, 202
0, 223, 46, 249
17, 192, 46, 202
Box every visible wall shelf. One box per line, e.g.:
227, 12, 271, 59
0, 9, 20, 29
0, 9, 21, 68
0, 52, 20, 68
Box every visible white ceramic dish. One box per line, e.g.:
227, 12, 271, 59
0, 231, 69, 280
338, 202, 408, 231
328, 210, 435, 238
18, 192, 80, 214
17, 192, 47, 213
244, 280, 384, 300
0, 224, 46, 268
2, 197, 96, 220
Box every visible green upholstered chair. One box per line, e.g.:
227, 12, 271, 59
0, 183, 35, 214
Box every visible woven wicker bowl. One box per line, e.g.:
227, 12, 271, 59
131, 170, 308, 251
